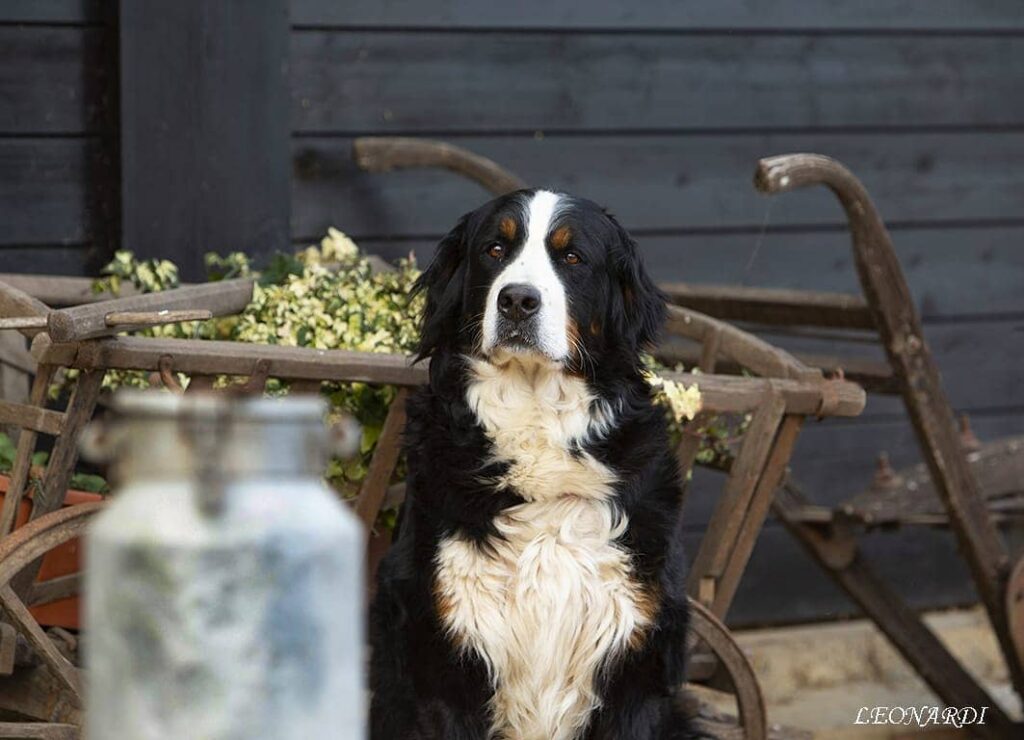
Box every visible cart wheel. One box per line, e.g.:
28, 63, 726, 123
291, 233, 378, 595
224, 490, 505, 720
1008, 556, 1024, 678
686, 598, 768, 740
0, 503, 103, 738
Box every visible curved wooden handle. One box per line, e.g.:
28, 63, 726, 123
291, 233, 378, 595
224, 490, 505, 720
353, 137, 527, 196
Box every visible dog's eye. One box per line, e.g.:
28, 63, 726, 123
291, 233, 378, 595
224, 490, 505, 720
485, 243, 505, 260
563, 251, 582, 265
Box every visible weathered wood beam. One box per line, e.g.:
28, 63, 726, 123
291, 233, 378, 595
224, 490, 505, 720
29, 335, 864, 417
662, 282, 874, 330
46, 279, 252, 342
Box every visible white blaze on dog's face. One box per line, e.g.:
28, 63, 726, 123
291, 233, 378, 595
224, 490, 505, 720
414, 187, 666, 375
481, 190, 570, 361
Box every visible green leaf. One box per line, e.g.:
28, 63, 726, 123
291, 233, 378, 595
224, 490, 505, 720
32, 450, 50, 467
360, 424, 382, 455
258, 252, 304, 286
0, 432, 15, 472
69, 473, 109, 493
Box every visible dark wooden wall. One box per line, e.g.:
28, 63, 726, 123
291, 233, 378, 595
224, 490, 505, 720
0, 1, 118, 274
3, 1, 1023, 625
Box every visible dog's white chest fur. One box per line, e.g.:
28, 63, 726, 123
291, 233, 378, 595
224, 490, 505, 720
434, 357, 650, 739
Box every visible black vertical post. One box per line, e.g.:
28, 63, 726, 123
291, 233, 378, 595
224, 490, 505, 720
119, 1, 290, 280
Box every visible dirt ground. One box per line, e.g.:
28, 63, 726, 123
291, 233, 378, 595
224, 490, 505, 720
712, 607, 1020, 738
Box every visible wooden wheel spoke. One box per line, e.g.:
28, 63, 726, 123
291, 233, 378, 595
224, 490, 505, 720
0, 503, 104, 721
0, 722, 78, 739
0, 586, 81, 704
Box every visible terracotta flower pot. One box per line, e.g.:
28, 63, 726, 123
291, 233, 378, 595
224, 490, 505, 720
0, 474, 104, 629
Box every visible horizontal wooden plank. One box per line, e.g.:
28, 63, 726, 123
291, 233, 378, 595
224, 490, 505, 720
663, 284, 873, 330
47, 279, 254, 342
290, 32, 1024, 132
683, 410, 1024, 528
0, 1, 101, 24
0, 400, 63, 435
290, 0, 1024, 32
0, 27, 112, 134
752, 318, 1024, 416
348, 226, 1024, 322
292, 133, 1024, 237
0, 138, 98, 246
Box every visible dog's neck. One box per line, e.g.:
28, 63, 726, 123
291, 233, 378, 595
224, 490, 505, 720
464, 351, 618, 504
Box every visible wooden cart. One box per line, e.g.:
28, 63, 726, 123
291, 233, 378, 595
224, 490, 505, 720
0, 265, 864, 737
352, 138, 1024, 737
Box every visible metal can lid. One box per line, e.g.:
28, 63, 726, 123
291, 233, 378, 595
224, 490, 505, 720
112, 389, 327, 424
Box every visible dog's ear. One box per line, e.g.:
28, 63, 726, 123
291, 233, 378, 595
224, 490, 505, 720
608, 214, 666, 353
413, 215, 468, 361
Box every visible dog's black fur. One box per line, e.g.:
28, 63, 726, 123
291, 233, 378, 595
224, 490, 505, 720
370, 191, 697, 739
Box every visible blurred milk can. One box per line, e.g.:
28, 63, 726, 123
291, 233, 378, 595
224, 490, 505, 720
85, 392, 365, 739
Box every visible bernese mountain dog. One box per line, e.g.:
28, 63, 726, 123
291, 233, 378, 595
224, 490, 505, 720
370, 189, 697, 739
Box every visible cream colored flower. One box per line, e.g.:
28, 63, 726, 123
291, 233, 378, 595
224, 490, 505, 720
646, 371, 703, 422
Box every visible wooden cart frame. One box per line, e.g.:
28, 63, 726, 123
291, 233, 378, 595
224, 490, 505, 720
351, 138, 1024, 736
0, 259, 863, 737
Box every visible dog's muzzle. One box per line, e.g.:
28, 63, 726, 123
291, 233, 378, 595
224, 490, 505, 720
495, 283, 541, 349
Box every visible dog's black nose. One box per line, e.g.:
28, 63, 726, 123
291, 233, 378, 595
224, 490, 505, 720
497, 284, 541, 321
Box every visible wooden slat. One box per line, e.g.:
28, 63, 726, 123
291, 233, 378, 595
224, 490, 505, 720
0, 274, 142, 306
28, 574, 81, 608
53, 336, 430, 387
0, 334, 33, 434
290, 0, 1024, 31
754, 318, 1024, 417
354, 388, 409, 528
0, 402, 63, 436
40, 334, 865, 417
292, 132, 1024, 238
0, 27, 112, 134
103, 309, 213, 328
0, 622, 14, 676
290, 33, 1024, 132
0, 586, 81, 704
713, 415, 804, 618
46, 279, 253, 342
656, 339, 897, 396
663, 283, 872, 330
0, 279, 49, 335
0, 665, 81, 724
689, 392, 786, 600
0, 722, 78, 740
684, 403, 1024, 529
665, 306, 821, 381
0, 317, 48, 331
0, 365, 57, 537
10, 370, 103, 599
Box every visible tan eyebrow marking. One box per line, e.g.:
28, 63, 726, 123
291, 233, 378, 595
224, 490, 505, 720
550, 225, 572, 250
498, 216, 517, 240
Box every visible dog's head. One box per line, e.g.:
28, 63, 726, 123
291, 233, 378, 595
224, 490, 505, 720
415, 189, 665, 379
